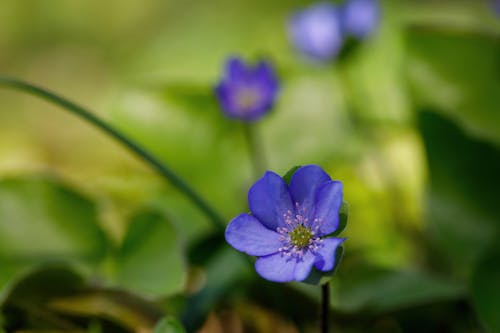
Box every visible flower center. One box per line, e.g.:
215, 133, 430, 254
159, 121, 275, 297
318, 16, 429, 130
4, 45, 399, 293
236, 88, 259, 111
288, 224, 313, 248
277, 203, 323, 260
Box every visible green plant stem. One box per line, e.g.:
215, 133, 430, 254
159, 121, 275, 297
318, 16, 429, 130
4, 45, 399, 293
0, 76, 225, 231
242, 123, 266, 178
321, 282, 330, 333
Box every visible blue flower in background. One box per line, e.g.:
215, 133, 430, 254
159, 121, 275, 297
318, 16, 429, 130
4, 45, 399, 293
288, 3, 344, 62
225, 165, 345, 282
493, 0, 500, 15
215, 57, 279, 122
341, 0, 380, 39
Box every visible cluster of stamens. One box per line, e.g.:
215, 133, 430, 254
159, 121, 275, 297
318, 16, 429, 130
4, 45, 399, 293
277, 203, 323, 260
236, 87, 260, 111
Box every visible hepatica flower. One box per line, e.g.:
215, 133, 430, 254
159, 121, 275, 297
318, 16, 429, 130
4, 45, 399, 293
288, 3, 344, 62
287, 0, 380, 62
493, 0, 500, 16
215, 57, 279, 122
341, 0, 380, 39
225, 165, 345, 282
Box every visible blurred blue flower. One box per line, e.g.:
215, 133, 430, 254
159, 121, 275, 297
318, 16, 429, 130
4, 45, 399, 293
225, 165, 345, 282
215, 57, 279, 122
341, 0, 380, 39
288, 3, 344, 62
493, 0, 500, 15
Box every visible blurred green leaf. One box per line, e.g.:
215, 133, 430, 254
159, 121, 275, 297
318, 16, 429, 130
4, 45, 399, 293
153, 317, 186, 333
303, 245, 344, 286
330, 202, 348, 237
2, 265, 84, 306
282, 165, 301, 185
0, 176, 108, 295
419, 111, 500, 275
48, 290, 163, 332
113, 210, 186, 298
1, 265, 87, 332
333, 267, 466, 314
182, 245, 250, 332
161, 83, 218, 118
408, 27, 500, 146
471, 244, 500, 333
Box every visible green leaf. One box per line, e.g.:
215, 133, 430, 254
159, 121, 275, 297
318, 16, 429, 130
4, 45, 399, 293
113, 210, 186, 298
303, 245, 344, 286
419, 111, 500, 275
182, 246, 251, 332
282, 165, 301, 185
2, 264, 84, 306
0, 265, 87, 332
0, 176, 108, 294
153, 317, 186, 333
330, 202, 348, 237
161, 83, 218, 117
47, 289, 163, 331
408, 27, 500, 146
471, 245, 500, 333
332, 267, 466, 314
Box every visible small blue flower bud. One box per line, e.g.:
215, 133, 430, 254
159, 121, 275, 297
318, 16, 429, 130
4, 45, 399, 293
215, 57, 279, 122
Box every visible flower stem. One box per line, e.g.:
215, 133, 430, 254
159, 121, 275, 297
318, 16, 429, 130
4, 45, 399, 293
0, 76, 225, 231
321, 282, 330, 333
242, 123, 266, 178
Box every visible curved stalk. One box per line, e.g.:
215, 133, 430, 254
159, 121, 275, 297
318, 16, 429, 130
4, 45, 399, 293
0, 76, 225, 231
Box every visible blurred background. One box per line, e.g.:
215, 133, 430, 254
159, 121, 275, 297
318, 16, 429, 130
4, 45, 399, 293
0, 0, 499, 332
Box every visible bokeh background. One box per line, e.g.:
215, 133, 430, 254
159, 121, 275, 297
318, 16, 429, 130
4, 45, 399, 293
0, 0, 499, 332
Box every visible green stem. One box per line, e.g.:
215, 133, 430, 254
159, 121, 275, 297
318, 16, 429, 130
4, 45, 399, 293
321, 282, 330, 333
0, 76, 225, 231
242, 123, 266, 178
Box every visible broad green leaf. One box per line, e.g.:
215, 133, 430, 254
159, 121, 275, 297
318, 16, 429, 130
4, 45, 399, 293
471, 245, 500, 333
419, 111, 500, 275
113, 210, 186, 297
182, 245, 251, 332
332, 267, 466, 314
2, 264, 84, 305
153, 317, 186, 333
0, 177, 108, 294
0, 265, 87, 332
48, 290, 163, 332
408, 28, 500, 146
330, 202, 348, 237
303, 245, 344, 286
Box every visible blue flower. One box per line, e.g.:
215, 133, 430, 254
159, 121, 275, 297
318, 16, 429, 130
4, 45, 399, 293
341, 0, 380, 39
225, 165, 345, 282
287, 3, 344, 62
493, 0, 500, 16
215, 57, 279, 122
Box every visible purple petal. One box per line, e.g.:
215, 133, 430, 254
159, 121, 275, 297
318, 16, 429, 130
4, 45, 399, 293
225, 214, 282, 256
314, 181, 343, 235
255, 64, 278, 99
314, 237, 345, 271
215, 57, 279, 122
225, 57, 247, 81
289, 165, 331, 209
254, 62, 279, 91
288, 3, 344, 61
293, 251, 317, 281
214, 83, 234, 116
255, 251, 316, 282
248, 171, 294, 231
341, 0, 380, 39
493, 0, 500, 15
